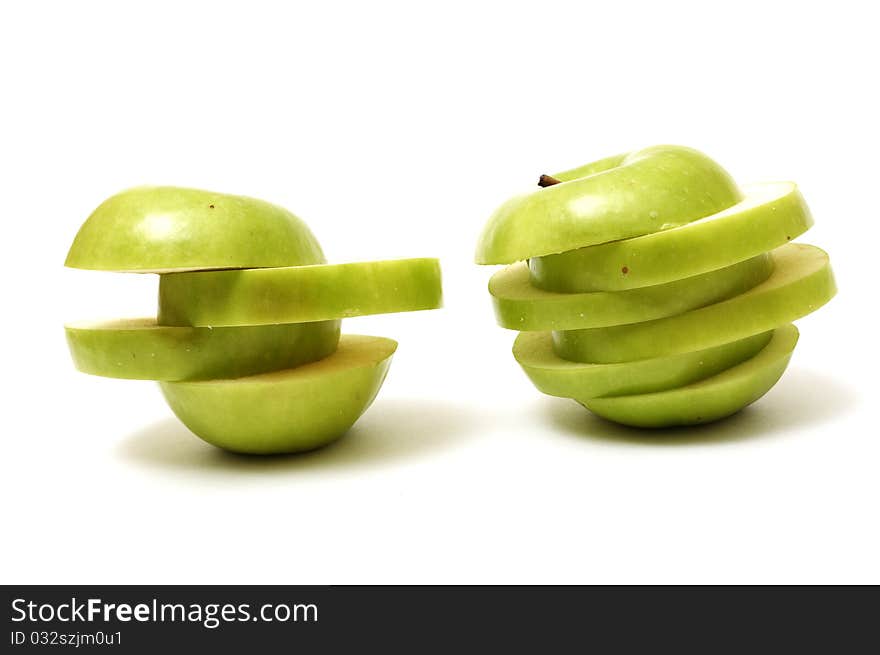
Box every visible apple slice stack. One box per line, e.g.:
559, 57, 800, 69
477, 146, 835, 427
65, 186, 442, 453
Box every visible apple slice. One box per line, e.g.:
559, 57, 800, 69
553, 244, 834, 363
65, 186, 326, 272
514, 330, 772, 399
580, 324, 798, 427
158, 258, 442, 326
474, 145, 742, 264
65, 318, 340, 381
490, 254, 772, 331
160, 335, 397, 454
529, 182, 813, 292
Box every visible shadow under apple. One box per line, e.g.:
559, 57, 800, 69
541, 367, 857, 446
117, 397, 482, 474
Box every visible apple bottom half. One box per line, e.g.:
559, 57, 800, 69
579, 324, 798, 428
159, 335, 397, 454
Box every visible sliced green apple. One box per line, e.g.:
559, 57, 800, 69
65, 318, 340, 381
65, 186, 326, 272
160, 335, 397, 454
474, 145, 742, 264
529, 182, 812, 292
553, 244, 834, 363
515, 330, 772, 399
580, 324, 798, 428
158, 258, 442, 326
490, 253, 772, 331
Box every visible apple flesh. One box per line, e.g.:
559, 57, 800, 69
581, 325, 798, 428
475, 145, 742, 265
514, 330, 772, 399
490, 253, 772, 331
476, 145, 834, 429
529, 182, 813, 292
553, 244, 835, 363
65, 186, 326, 272
65, 318, 340, 381
64, 185, 444, 453
158, 258, 443, 327
160, 335, 397, 454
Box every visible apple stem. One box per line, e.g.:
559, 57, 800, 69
538, 174, 562, 187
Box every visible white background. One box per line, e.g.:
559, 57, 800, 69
1, 0, 877, 584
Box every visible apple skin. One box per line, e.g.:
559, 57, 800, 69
160, 335, 397, 454
553, 244, 835, 364
581, 325, 798, 428
65, 318, 340, 381
490, 253, 772, 331
529, 182, 813, 292
65, 186, 326, 272
514, 330, 772, 399
476, 145, 834, 429
158, 258, 443, 327
474, 145, 742, 265
63, 186, 445, 450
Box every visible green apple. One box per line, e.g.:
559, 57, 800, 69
158, 258, 443, 327
490, 253, 772, 331
65, 186, 326, 272
580, 324, 798, 427
474, 145, 742, 265
553, 244, 834, 363
514, 330, 772, 399
529, 182, 812, 292
64, 185, 446, 453
476, 145, 834, 429
160, 335, 397, 454
65, 318, 340, 381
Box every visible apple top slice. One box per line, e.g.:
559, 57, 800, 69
474, 145, 742, 265
65, 186, 326, 272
